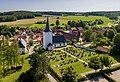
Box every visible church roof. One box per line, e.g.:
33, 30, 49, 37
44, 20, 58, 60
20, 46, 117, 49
44, 17, 51, 32
53, 35, 66, 43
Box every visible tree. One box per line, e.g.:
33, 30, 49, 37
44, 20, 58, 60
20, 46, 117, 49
83, 30, 92, 42
62, 67, 76, 82
18, 52, 49, 82
88, 56, 101, 71
67, 21, 71, 25
56, 17, 59, 19
56, 20, 60, 26
107, 29, 116, 41
114, 25, 120, 33
29, 39, 34, 46
96, 32, 104, 39
11, 39, 20, 66
100, 55, 112, 69
112, 33, 120, 55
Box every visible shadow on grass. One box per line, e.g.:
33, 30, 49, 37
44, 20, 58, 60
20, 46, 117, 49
110, 54, 120, 62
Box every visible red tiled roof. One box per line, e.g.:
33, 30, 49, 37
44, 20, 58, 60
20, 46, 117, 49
62, 32, 75, 42
97, 29, 107, 35
52, 28, 64, 32
96, 46, 109, 53
31, 33, 43, 41
15, 35, 27, 39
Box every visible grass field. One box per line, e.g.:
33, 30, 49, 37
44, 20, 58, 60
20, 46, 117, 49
0, 16, 115, 28
0, 54, 31, 82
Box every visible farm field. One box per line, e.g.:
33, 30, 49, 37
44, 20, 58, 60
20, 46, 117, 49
0, 16, 115, 28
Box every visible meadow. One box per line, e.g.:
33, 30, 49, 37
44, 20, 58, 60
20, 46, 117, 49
0, 16, 115, 28
0, 54, 31, 82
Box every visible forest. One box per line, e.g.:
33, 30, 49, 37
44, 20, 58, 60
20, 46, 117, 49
0, 11, 120, 22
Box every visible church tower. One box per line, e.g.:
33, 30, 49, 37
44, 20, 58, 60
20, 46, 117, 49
43, 17, 53, 49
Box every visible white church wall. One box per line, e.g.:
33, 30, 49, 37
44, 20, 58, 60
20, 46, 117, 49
43, 32, 53, 49
54, 43, 60, 47
65, 43, 67, 46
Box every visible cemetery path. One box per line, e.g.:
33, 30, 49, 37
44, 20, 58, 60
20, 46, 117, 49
61, 50, 88, 65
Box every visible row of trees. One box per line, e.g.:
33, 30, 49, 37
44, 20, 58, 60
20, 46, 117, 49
0, 37, 21, 77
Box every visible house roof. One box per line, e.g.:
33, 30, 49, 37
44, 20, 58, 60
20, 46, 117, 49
62, 32, 75, 42
97, 29, 107, 35
96, 46, 109, 53
44, 17, 51, 32
52, 28, 63, 32
18, 38, 27, 48
53, 35, 66, 43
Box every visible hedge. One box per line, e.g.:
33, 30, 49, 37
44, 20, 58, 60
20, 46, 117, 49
48, 66, 62, 82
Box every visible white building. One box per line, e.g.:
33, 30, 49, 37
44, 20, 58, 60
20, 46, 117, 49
18, 38, 27, 54
43, 18, 67, 50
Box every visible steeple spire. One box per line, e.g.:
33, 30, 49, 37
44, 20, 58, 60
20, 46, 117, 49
44, 17, 51, 32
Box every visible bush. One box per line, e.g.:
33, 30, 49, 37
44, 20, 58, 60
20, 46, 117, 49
86, 72, 101, 79
48, 66, 62, 82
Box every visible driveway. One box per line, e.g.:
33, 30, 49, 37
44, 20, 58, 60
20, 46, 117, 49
29, 46, 34, 54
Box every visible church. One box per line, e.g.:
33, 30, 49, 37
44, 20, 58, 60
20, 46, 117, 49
43, 17, 67, 50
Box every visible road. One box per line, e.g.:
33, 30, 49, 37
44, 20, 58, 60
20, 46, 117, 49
29, 46, 34, 54
46, 74, 57, 82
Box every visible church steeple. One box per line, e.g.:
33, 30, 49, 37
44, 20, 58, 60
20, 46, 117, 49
44, 17, 51, 32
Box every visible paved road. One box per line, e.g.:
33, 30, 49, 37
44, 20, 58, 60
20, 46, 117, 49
28, 46, 34, 54
47, 74, 57, 82
83, 43, 92, 47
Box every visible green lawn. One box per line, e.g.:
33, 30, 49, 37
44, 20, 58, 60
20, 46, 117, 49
0, 54, 31, 82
